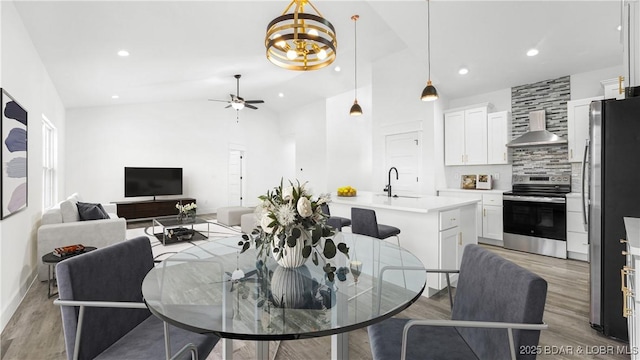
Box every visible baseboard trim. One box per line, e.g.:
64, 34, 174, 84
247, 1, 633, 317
1, 272, 38, 333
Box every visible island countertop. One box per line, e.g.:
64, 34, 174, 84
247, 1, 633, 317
331, 191, 480, 214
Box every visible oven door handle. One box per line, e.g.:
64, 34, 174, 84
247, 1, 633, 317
581, 139, 590, 232
503, 195, 566, 204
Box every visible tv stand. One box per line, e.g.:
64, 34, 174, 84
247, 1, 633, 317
114, 197, 196, 221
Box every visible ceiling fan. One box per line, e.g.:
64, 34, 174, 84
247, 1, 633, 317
208, 74, 265, 117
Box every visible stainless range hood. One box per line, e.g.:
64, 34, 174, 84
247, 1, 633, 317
506, 110, 567, 147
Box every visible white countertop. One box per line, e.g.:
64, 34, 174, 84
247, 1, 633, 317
331, 191, 480, 214
565, 192, 583, 198
437, 188, 508, 194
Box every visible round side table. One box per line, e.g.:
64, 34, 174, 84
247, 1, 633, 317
42, 247, 97, 298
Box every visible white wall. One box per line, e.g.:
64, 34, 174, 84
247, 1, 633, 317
372, 49, 437, 195
278, 99, 328, 193
65, 101, 290, 213
326, 86, 373, 193
1, 1, 66, 331
570, 65, 623, 100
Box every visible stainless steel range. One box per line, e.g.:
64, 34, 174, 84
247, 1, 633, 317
503, 175, 571, 259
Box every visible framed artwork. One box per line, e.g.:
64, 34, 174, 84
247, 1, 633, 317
1, 89, 28, 219
461, 174, 477, 189
477, 174, 492, 190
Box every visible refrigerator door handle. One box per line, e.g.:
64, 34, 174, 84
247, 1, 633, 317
582, 138, 590, 232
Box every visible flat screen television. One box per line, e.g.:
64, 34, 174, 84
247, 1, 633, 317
124, 167, 183, 198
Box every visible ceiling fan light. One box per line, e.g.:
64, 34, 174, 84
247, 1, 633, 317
350, 100, 363, 116
421, 80, 439, 101
231, 102, 245, 110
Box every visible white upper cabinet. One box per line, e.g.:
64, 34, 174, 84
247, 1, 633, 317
567, 96, 603, 163
444, 104, 489, 166
487, 111, 511, 165
601, 77, 625, 100
444, 110, 466, 166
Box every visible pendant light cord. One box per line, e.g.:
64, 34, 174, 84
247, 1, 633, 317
353, 15, 358, 99
427, 0, 431, 81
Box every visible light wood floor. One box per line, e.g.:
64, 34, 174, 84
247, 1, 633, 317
1, 218, 631, 359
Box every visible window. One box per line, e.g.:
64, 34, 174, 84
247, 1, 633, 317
42, 115, 57, 210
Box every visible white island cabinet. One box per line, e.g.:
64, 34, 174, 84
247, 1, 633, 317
331, 192, 479, 297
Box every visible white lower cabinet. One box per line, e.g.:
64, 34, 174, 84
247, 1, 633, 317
566, 196, 589, 261
439, 226, 460, 285
438, 190, 503, 245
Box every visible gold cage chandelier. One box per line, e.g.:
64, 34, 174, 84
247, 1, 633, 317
265, 0, 337, 71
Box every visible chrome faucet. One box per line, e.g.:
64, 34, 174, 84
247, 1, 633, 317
385, 167, 399, 197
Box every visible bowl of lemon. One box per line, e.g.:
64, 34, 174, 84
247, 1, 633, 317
337, 186, 357, 197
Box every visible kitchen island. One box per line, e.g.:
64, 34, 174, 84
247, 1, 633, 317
331, 192, 480, 297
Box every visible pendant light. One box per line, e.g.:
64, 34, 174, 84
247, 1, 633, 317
421, 0, 439, 101
265, 0, 337, 71
349, 14, 362, 116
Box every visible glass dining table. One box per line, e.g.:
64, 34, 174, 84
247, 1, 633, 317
142, 232, 427, 360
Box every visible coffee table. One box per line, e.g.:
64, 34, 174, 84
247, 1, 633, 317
151, 215, 211, 245
42, 246, 97, 298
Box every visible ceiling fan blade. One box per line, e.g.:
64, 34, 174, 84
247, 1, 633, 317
208, 99, 230, 103
245, 100, 264, 104
245, 104, 258, 110
225, 104, 232, 108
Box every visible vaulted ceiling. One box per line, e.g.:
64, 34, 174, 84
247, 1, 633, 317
13, 1, 622, 112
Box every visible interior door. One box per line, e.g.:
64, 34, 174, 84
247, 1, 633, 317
228, 150, 244, 206
385, 132, 421, 194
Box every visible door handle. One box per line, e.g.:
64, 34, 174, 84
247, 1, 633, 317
458, 232, 462, 245
581, 139, 590, 232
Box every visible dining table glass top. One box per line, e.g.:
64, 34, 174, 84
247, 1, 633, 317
141, 232, 427, 341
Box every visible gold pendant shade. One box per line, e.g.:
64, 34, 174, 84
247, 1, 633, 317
265, 0, 337, 71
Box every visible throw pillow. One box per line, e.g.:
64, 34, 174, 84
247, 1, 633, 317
60, 199, 80, 222
76, 202, 110, 221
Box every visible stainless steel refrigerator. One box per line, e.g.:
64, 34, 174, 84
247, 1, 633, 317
587, 95, 640, 341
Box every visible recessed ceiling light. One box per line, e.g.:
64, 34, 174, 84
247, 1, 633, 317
617, 25, 622, 31
526, 48, 539, 57
334, 66, 341, 72
117, 50, 130, 57
112, 95, 119, 99
278, 92, 284, 98
458, 67, 469, 75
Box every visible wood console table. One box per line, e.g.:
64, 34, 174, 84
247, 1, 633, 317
114, 198, 196, 221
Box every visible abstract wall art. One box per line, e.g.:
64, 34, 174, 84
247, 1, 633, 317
1, 89, 28, 219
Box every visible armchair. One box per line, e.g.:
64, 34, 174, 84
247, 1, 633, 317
368, 244, 548, 360
54, 236, 219, 360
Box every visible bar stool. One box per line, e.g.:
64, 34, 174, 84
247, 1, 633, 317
350, 207, 401, 247
321, 204, 351, 231
351, 207, 405, 293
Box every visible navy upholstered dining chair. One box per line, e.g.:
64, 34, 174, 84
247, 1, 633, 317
368, 244, 548, 360
54, 236, 219, 360
321, 203, 351, 231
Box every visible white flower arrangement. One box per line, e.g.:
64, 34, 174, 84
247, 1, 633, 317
239, 179, 349, 281
176, 202, 197, 214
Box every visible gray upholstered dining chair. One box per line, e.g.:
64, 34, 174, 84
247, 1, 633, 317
351, 207, 401, 247
368, 244, 548, 360
54, 236, 219, 360
321, 203, 351, 231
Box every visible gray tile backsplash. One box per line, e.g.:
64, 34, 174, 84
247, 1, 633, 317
511, 76, 572, 178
